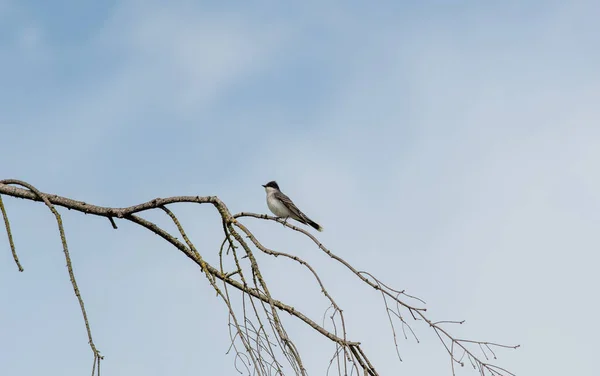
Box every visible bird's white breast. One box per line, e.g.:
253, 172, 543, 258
266, 192, 292, 217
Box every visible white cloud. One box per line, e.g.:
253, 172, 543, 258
97, 1, 289, 115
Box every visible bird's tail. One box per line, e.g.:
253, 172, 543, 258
305, 217, 323, 232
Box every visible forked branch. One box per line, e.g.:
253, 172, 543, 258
0, 180, 517, 376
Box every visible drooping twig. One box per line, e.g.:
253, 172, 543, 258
0, 194, 23, 271
0, 180, 103, 368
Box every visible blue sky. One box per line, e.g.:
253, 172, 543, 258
1, 1, 599, 375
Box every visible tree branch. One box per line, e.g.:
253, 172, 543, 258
0, 180, 518, 376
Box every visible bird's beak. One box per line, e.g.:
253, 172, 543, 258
261, 184, 266, 188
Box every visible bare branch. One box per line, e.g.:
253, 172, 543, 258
0, 194, 23, 271
236, 212, 519, 376
0, 181, 518, 376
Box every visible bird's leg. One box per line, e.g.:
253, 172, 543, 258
274, 216, 290, 227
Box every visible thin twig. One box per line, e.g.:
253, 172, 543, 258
0, 195, 23, 271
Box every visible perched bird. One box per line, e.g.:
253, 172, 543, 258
262, 181, 323, 232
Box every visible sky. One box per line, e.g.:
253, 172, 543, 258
1, 0, 599, 375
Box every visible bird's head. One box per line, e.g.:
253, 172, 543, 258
262, 181, 280, 191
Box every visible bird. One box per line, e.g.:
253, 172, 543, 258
262, 181, 323, 232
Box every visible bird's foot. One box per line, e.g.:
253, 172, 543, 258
276, 217, 289, 227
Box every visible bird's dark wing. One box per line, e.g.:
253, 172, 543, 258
274, 190, 308, 223
274, 190, 323, 231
